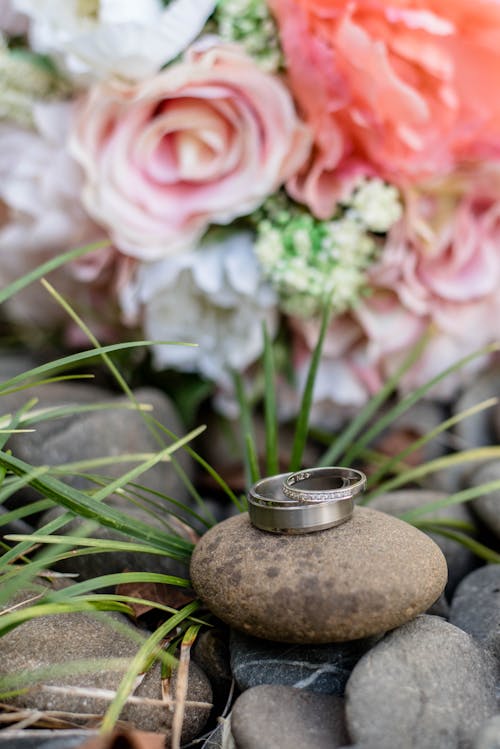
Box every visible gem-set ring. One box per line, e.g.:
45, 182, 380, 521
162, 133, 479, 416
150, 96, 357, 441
248, 467, 366, 534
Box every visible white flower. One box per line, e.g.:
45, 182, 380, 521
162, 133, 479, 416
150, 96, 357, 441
350, 178, 403, 233
120, 232, 278, 387
12, 0, 216, 81
0, 101, 108, 326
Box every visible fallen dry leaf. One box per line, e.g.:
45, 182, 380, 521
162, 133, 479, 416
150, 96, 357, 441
116, 578, 196, 619
79, 728, 165, 749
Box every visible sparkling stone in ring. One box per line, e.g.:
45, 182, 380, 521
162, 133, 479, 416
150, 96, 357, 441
282, 467, 366, 504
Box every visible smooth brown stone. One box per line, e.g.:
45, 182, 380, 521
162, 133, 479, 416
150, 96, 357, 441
190, 508, 448, 643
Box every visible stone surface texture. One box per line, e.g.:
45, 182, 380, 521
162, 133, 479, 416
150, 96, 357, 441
190, 508, 448, 643
369, 490, 477, 594
0, 606, 212, 741
469, 461, 500, 540
449, 565, 500, 659
230, 629, 376, 695
346, 615, 498, 749
229, 684, 348, 749
474, 715, 500, 749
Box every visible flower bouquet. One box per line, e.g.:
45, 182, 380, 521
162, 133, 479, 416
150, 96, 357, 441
1, 0, 500, 424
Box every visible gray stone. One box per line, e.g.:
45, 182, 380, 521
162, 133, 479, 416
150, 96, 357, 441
346, 615, 498, 749
201, 722, 226, 748
230, 629, 376, 695
455, 366, 500, 450
6, 384, 191, 499
192, 628, 232, 702
426, 593, 450, 619
0, 735, 90, 749
436, 367, 500, 494
0, 736, 89, 748
0, 351, 39, 383
229, 685, 348, 749
469, 462, 500, 540
474, 715, 500, 749
0, 605, 212, 742
190, 508, 448, 643
369, 490, 477, 595
449, 565, 500, 659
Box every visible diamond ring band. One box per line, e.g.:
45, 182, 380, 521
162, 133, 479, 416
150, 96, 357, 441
248, 467, 366, 534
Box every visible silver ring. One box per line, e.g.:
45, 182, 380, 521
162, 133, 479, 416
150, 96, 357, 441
282, 467, 366, 504
248, 473, 354, 534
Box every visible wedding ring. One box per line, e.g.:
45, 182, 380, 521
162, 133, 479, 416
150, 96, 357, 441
248, 473, 354, 534
282, 467, 366, 504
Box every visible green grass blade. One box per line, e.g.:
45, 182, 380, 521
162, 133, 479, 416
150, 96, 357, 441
0, 241, 108, 305
65, 595, 209, 625
366, 397, 499, 488
289, 304, 331, 472
0, 374, 95, 397
367, 446, 500, 499
245, 433, 260, 485
100, 600, 201, 732
0, 341, 192, 394
0, 499, 54, 527
0, 431, 205, 557
395, 476, 500, 522
48, 572, 190, 600
3, 534, 175, 556
233, 370, 259, 487
412, 517, 476, 533
319, 330, 430, 467
341, 342, 500, 468
0, 600, 133, 637
414, 526, 500, 563
144, 421, 244, 510
263, 324, 279, 476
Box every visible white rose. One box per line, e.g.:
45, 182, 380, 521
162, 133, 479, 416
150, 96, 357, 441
120, 232, 278, 386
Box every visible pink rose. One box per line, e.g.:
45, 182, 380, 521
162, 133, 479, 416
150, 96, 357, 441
71, 40, 311, 260
376, 169, 500, 316
269, 0, 500, 218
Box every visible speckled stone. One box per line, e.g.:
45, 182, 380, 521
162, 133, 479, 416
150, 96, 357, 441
369, 490, 477, 595
0, 605, 212, 741
190, 508, 448, 643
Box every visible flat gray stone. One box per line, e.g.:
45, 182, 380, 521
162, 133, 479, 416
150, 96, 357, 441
7, 384, 191, 498
449, 565, 500, 659
190, 508, 448, 643
230, 629, 376, 695
469, 462, 500, 540
230, 685, 348, 749
369, 490, 477, 595
474, 715, 500, 749
346, 615, 498, 749
0, 736, 90, 749
0, 602, 212, 742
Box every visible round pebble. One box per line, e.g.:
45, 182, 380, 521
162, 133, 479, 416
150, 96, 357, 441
190, 508, 448, 643
346, 615, 498, 749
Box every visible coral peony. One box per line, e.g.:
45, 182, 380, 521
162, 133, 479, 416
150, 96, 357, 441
269, 0, 500, 217
71, 40, 311, 260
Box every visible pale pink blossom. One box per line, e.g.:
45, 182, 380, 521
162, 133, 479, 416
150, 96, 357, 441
70, 41, 311, 261
0, 0, 28, 36
0, 101, 123, 337
269, 0, 500, 218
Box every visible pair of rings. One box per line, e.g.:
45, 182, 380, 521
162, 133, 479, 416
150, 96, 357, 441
248, 467, 366, 535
